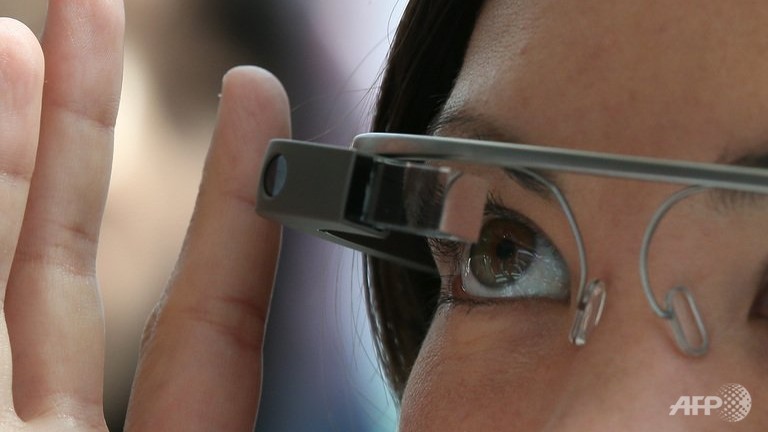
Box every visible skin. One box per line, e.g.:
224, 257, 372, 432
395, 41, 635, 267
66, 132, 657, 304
0, 0, 287, 430
400, 0, 768, 430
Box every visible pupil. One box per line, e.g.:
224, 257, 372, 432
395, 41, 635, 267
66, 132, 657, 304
496, 240, 517, 260
469, 218, 539, 288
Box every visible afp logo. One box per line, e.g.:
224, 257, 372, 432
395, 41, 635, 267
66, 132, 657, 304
669, 384, 751, 422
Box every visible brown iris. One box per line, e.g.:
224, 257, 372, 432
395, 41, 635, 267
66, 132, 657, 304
468, 218, 537, 288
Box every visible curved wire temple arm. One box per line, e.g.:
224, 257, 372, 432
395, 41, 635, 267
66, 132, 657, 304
517, 169, 606, 347
639, 186, 710, 356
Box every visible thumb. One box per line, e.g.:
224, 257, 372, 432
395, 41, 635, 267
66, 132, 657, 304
126, 66, 290, 431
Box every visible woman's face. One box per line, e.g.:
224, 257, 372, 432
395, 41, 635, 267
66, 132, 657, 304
399, 0, 768, 430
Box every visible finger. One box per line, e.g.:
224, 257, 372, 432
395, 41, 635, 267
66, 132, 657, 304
126, 66, 290, 432
4, 0, 124, 423
0, 18, 45, 416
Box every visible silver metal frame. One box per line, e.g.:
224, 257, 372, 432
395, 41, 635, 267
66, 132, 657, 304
352, 133, 768, 357
257, 132, 768, 357
353, 134, 768, 192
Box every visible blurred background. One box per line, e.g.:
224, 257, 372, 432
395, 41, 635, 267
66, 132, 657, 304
0, 1, 405, 430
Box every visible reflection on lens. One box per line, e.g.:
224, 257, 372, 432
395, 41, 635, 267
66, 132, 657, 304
469, 218, 536, 287
423, 164, 578, 302
462, 216, 569, 300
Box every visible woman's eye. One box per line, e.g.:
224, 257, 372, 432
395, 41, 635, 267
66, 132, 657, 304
460, 217, 570, 301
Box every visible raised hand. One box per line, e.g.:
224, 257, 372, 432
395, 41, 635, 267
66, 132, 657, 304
125, 66, 289, 431
0, 0, 124, 429
0, 1, 288, 430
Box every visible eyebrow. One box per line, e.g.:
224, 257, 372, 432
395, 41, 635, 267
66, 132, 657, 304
711, 151, 768, 211
427, 105, 513, 142
429, 105, 768, 209
428, 106, 564, 200
720, 150, 768, 170
430, 104, 768, 169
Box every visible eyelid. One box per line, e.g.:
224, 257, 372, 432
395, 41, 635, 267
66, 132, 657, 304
430, 192, 548, 260
431, 194, 569, 304
484, 192, 542, 227
432, 193, 516, 268
708, 188, 768, 212
429, 193, 518, 257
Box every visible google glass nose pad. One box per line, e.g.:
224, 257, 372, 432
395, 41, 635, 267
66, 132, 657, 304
569, 279, 607, 346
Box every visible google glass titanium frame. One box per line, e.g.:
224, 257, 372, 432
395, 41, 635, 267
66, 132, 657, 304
255, 133, 768, 357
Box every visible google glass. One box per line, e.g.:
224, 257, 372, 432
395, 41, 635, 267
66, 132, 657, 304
256, 133, 768, 357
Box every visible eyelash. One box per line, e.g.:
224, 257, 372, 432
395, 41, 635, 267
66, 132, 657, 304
428, 192, 506, 266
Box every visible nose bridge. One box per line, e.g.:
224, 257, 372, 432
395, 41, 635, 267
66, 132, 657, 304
571, 176, 657, 327
542, 337, 728, 432
573, 178, 672, 355
569, 174, 679, 315
545, 276, 709, 431
525, 171, 747, 429
547, 180, 714, 430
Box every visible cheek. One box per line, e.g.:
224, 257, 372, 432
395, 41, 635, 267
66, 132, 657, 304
398, 307, 569, 431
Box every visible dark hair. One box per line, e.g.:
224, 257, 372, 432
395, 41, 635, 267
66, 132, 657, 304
365, 0, 486, 401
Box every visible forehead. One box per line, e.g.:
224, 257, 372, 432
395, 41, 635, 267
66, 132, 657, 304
447, 0, 768, 161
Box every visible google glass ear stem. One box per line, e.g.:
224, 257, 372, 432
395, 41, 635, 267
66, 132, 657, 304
256, 139, 487, 274
257, 132, 768, 357
256, 138, 605, 349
